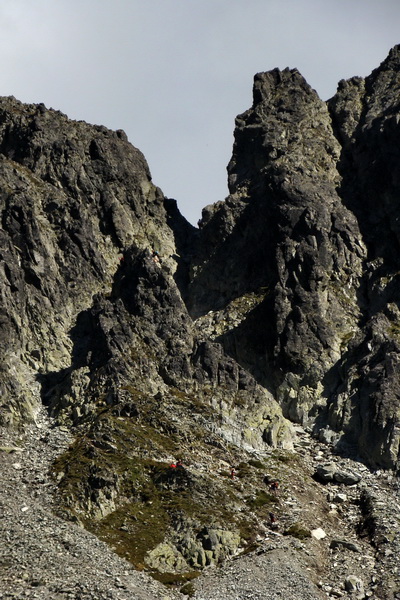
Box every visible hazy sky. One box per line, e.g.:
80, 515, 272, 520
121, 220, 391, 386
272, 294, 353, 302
1, 1, 399, 224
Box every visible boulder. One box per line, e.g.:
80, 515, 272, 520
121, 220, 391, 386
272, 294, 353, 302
144, 542, 189, 573
315, 464, 336, 482
311, 528, 326, 540
315, 464, 361, 485
333, 469, 361, 486
333, 493, 347, 503
344, 575, 364, 599
330, 539, 361, 553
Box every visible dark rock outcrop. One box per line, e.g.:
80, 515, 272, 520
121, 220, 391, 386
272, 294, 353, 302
0, 96, 178, 427
326, 46, 400, 467
187, 52, 400, 470
188, 69, 364, 435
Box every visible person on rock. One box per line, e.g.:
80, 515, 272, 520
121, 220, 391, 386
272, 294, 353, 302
270, 480, 279, 494
269, 512, 278, 529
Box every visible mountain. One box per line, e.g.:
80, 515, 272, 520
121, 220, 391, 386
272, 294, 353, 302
1, 47, 400, 600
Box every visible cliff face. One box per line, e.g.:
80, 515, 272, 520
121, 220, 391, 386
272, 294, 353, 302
1, 46, 400, 600
327, 46, 400, 466
0, 97, 177, 425
188, 67, 364, 422
188, 52, 400, 470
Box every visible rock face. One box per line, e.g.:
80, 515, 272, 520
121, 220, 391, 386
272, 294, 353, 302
327, 46, 400, 467
188, 51, 400, 470
2, 45, 400, 600
189, 68, 365, 431
0, 97, 178, 427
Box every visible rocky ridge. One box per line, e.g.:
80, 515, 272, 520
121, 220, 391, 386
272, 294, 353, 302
1, 46, 400, 599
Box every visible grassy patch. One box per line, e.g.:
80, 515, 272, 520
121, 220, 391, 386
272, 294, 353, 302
340, 330, 355, 350
247, 458, 265, 469
87, 499, 169, 568
52, 411, 243, 574
238, 515, 262, 550
152, 571, 200, 588
52, 399, 304, 581
273, 450, 297, 465
284, 522, 311, 540
247, 490, 277, 510
387, 322, 400, 338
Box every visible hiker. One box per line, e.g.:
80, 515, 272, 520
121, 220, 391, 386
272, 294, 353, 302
176, 459, 183, 468
270, 480, 279, 494
269, 512, 278, 529
152, 250, 161, 264
230, 467, 236, 479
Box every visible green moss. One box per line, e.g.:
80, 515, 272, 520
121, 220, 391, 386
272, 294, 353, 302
247, 490, 277, 509
284, 522, 311, 540
53, 437, 100, 498
11, 161, 46, 188
232, 394, 247, 408
340, 330, 355, 350
115, 419, 179, 455
129, 341, 157, 363
169, 387, 212, 414
53, 414, 242, 572
238, 515, 262, 550
247, 459, 265, 469
169, 387, 189, 401
120, 385, 151, 406
383, 531, 397, 543
387, 322, 400, 338
52, 399, 299, 581
273, 450, 296, 464
237, 461, 253, 478
88, 499, 169, 568
152, 571, 200, 588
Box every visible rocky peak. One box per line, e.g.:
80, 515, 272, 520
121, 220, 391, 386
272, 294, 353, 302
188, 64, 366, 439
0, 96, 181, 428
228, 66, 341, 197
184, 48, 400, 472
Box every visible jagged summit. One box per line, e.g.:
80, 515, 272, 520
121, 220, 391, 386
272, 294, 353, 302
1, 46, 400, 600
190, 47, 400, 471
370, 42, 400, 81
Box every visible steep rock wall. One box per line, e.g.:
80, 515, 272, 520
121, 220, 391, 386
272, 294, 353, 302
0, 96, 291, 455
327, 45, 400, 466
0, 97, 179, 425
2, 47, 400, 595
187, 52, 400, 469
188, 69, 365, 425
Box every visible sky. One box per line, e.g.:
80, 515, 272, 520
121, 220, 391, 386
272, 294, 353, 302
0, 1, 399, 225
